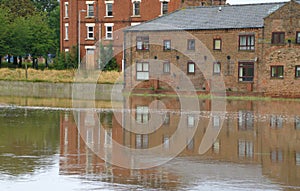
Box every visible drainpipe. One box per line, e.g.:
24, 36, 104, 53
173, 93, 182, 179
123, 31, 127, 89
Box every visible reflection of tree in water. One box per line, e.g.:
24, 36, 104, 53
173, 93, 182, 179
0, 108, 60, 176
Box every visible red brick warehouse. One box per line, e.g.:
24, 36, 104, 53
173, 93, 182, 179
60, 0, 227, 70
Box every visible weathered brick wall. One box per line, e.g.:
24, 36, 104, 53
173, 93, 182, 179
125, 29, 262, 92
260, 1, 300, 97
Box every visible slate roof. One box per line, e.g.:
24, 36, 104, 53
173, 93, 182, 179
125, 1, 298, 32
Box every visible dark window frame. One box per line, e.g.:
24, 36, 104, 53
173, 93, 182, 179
213, 38, 222, 50
162, 1, 168, 15
272, 32, 285, 45
187, 39, 195, 50
136, 36, 149, 51
295, 65, 300, 78
238, 62, 254, 82
296, 32, 300, 44
187, 61, 195, 74
271, 65, 284, 79
239, 35, 255, 51
163, 40, 171, 51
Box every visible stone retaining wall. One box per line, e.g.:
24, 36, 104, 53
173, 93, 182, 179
0, 81, 123, 101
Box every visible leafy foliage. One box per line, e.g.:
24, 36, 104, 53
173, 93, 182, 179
99, 43, 119, 71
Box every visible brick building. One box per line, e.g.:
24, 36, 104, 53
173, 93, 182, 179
60, 0, 226, 69
123, 0, 300, 97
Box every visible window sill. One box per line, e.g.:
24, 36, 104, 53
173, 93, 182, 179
238, 49, 255, 52
64, 17, 69, 19
85, 38, 95, 41
136, 49, 149, 52
85, 16, 95, 19
105, 38, 114, 41
187, 73, 195, 75
270, 77, 284, 79
163, 49, 171, 52
105, 16, 114, 18
213, 49, 222, 51
64, 39, 69, 41
131, 15, 141, 18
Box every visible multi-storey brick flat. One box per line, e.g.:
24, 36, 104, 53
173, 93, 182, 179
124, 0, 300, 97
60, 0, 226, 69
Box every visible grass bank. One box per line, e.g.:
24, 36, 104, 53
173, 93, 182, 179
0, 68, 122, 84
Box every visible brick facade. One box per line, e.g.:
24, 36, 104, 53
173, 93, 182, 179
60, 0, 226, 70
124, 1, 300, 98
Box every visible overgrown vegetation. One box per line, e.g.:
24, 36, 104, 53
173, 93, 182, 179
0, 68, 122, 84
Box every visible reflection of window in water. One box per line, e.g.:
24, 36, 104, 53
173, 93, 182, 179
187, 116, 195, 128
270, 115, 283, 129
86, 128, 93, 145
296, 152, 300, 166
136, 134, 148, 149
213, 115, 220, 129
105, 129, 112, 147
295, 117, 300, 130
64, 113, 69, 122
238, 140, 253, 159
238, 111, 254, 130
271, 150, 283, 163
163, 112, 170, 125
187, 138, 194, 151
212, 139, 220, 154
163, 135, 170, 149
136, 106, 149, 124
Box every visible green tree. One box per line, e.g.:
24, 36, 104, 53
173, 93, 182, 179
47, 5, 60, 53
0, 0, 36, 19
31, 0, 59, 13
99, 43, 119, 71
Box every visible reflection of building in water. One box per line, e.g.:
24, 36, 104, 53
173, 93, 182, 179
60, 97, 300, 188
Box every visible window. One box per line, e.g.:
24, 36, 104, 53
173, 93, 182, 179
187, 39, 195, 50
238, 140, 253, 159
136, 106, 149, 123
271, 150, 283, 163
163, 61, 170, 73
270, 115, 283, 129
295, 66, 300, 78
106, 2, 113, 16
295, 117, 300, 130
64, 2, 69, 18
161, 1, 168, 15
105, 23, 114, 40
238, 111, 254, 131
136, 62, 149, 80
296, 152, 300, 165
136, 134, 148, 149
187, 116, 195, 127
187, 61, 195, 74
213, 61, 221, 75
136, 36, 149, 50
187, 138, 194, 151
212, 115, 220, 129
212, 140, 220, 154
86, 23, 95, 39
272, 32, 285, 44
133, 1, 140, 16
239, 35, 255, 50
64, 23, 69, 40
163, 135, 170, 149
163, 40, 171, 51
296, 32, 300, 44
163, 112, 170, 125
213, 39, 221, 50
271, 66, 284, 78
238, 62, 254, 82
87, 3, 94, 17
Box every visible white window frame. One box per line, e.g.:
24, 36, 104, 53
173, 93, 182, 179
213, 61, 221, 75
132, 0, 141, 16
163, 61, 170, 74
136, 62, 149, 80
160, 0, 170, 15
86, 1, 95, 17
136, 106, 149, 123
64, 2, 69, 18
64, 23, 69, 40
104, 23, 114, 40
187, 115, 195, 127
86, 23, 95, 40
105, 1, 114, 17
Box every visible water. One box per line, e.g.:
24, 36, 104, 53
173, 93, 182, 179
0, 96, 300, 191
